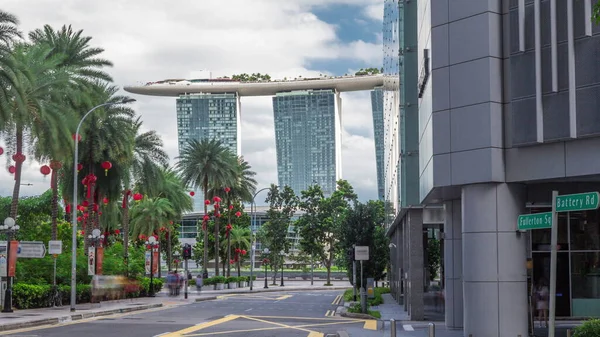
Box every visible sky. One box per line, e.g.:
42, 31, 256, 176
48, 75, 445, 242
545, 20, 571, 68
0, 0, 384, 205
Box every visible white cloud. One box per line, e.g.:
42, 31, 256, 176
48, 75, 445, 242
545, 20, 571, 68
364, 3, 384, 21
0, 0, 382, 203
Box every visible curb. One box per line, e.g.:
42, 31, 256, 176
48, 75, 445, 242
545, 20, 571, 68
0, 303, 163, 332
194, 296, 217, 302
340, 312, 378, 320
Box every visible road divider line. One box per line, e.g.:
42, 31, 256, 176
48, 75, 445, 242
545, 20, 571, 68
403, 324, 414, 331
307, 332, 324, 337
161, 315, 239, 337
363, 320, 377, 330
243, 315, 363, 321
240, 315, 315, 334
331, 295, 341, 305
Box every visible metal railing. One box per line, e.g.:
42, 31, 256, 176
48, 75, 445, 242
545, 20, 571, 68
389, 320, 435, 337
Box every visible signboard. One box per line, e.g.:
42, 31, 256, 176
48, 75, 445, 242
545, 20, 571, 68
354, 246, 369, 261
17, 241, 46, 258
8, 241, 17, 276
367, 278, 375, 299
96, 247, 104, 275
145, 251, 151, 275
88, 247, 95, 276
517, 212, 552, 231
556, 192, 600, 212
48, 240, 62, 255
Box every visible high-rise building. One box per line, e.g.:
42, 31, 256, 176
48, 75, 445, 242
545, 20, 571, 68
370, 87, 385, 200
272, 89, 340, 196
176, 92, 241, 211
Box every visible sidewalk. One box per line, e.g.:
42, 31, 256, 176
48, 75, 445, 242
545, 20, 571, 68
0, 280, 351, 332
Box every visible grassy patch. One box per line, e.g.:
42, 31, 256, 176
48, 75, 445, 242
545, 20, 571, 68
346, 303, 381, 319
343, 287, 390, 306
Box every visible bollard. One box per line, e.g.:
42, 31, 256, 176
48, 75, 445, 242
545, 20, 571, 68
428, 322, 435, 337
567, 329, 572, 337
390, 319, 396, 337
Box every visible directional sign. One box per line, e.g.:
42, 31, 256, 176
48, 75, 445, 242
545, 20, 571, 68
354, 246, 369, 261
556, 192, 600, 212
518, 212, 552, 231
17, 241, 46, 258
48, 240, 62, 255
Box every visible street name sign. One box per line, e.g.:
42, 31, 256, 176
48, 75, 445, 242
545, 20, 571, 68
48, 240, 62, 255
517, 212, 552, 231
354, 246, 369, 261
556, 192, 600, 212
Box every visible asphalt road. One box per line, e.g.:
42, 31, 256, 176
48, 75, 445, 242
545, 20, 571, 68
0, 290, 378, 337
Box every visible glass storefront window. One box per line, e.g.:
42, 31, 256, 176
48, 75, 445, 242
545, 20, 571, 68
532, 212, 569, 251
570, 209, 600, 251
571, 252, 600, 317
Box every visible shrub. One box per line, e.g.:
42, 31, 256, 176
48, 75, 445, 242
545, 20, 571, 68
13, 283, 92, 309
138, 277, 163, 296
573, 319, 600, 337
212, 276, 226, 284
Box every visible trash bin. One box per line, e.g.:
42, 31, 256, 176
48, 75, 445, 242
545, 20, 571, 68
196, 275, 203, 291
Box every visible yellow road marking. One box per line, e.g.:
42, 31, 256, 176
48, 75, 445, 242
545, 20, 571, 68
216, 294, 292, 301
307, 332, 324, 337
161, 315, 239, 337
276, 294, 292, 300
363, 319, 378, 330
332, 294, 343, 305
241, 315, 316, 334
325, 310, 331, 317
186, 326, 286, 336
242, 315, 362, 321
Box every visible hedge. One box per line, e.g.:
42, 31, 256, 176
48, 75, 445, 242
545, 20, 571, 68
12, 277, 163, 310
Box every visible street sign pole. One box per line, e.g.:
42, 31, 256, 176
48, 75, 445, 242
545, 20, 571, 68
549, 190, 558, 337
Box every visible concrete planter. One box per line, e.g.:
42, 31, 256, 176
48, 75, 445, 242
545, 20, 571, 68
215, 283, 224, 290
228, 282, 237, 289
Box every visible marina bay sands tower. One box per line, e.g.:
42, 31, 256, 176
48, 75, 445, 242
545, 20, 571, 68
125, 73, 383, 201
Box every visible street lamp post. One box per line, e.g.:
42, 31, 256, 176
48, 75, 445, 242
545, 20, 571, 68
280, 250, 285, 287
250, 187, 270, 291
70, 98, 136, 312
88, 229, 104, 275
263, 248, 269, 289
1, 217, 19, 313
145, 236, 159, 297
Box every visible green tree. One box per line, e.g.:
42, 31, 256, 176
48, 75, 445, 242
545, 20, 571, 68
128, 197, 175, 238
594, 1, 600, 23
262, 185, 298, 277
175, 138, 237, 277
0, 10, 20, 48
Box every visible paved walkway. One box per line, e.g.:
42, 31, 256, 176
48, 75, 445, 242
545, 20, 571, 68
0, 280, 351, 332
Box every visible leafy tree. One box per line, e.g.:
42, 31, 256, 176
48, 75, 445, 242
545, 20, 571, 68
176, 138, 237, 277
129, 197, 175, 238
594, 1, 600, 23
262, 185, 298, 276
354, 68, 381, 76
231, 73, 271, 82
0, 11, 21, 49
427, 238, 441, 281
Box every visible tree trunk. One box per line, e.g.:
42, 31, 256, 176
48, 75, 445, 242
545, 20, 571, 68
237, 261, 241, 277
158, 248, 161, 278
84, 183, 95, 252
226, 234, 231, 277
214, 210, 220, 277
222, 257, 226, 276
50, 166, 59, 240
202, 183, 209, 277
167, 230, 172, 272
9, 130, 23, 219
326, 238, 333, 285
122, 191, 130, 275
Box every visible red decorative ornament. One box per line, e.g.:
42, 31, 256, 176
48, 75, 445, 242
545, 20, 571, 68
40, 165, 51, 176
213, 196, 222, 203
77, 216, 82, 222
72, 134, 82, 142
80, 230, 85, 235
229, 204, 234, 210
203, 215, 210, 221
230, 260, 235, 265
103, 197, 109, 205
0, 147, 3, 155
224, 187, 231, 193
8, 166, 15, 174
235, 211, 242, 217
77, 163, 83, 172
98, 211, 102, 216
189, 191, 195, 197
83, 213, 89, 219
226, 224, 232, 230
133, 193, 143, 201
114, 229, 121, 235
139, 234, 146, 240
235, 248, 241, 253
77, 205, 84, 212
82, 200, 89, 207
92, 204, 99, 213
241, 249, 247, 255
12, 153, 25, 163
50, 160, 62, 170
65, 204, 71, 213
101, 161, 112, 176
204, 199, 211, 205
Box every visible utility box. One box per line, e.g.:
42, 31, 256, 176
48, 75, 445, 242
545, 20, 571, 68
367, 278, 375, 298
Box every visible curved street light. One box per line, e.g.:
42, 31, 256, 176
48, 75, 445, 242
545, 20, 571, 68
1, 217, 19, 313
249, 187, 270, 291
70, 98, 136, 312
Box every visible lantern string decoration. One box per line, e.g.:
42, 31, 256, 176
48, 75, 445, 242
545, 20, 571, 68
77, 163, 83, 172
224, 187, 231, 193
204, 199, 211, 205
40, 165, 51, 176
8, 165, 16, 174
12, 153, 25, 163
189, 191, 195, 197
101, 161, 112, 176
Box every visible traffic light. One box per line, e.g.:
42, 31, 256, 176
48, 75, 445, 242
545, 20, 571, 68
346, 247, 354, 261
183, 244, 192, 259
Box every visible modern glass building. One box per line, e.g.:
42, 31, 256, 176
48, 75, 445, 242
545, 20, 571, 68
176, 92, 241, 211
371, 87, 385, 201
272, 89, 339, 196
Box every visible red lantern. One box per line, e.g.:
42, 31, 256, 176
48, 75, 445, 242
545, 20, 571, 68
101, 161, 112, 176
133, 193, 143, 201
77, 163, 83, 172
114, 229, 121, 235
103, 197, 109, 205
8, 166, 15, 174
229, 204, 234, 210
12, 153, 25, 163
72, 134, 82, 142
0, 147, 3, 155
40, 165, 51, 176
98, 211, 102, 216
213, 196, 222, 203
235, 248, 241, 253
224, 187, 231, 193
203, 215, 209, 221
241, 249, 247, 255
93, 204, 99, 212
189, 191, 195, 196
204, 199, 211, 205
65, 204, 71, 213
50, 160, 62, 170
80, 230, 85, 236
82, 200, 89, 207
230, 259, 235, 265
77, 216, 82, 222
235, 211, 242, 217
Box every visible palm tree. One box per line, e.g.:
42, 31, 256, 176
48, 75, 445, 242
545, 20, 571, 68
176, 139, 237, 277
222, 227, 251, 277
129, 197, 175, 238
2, 42, 70, 219
120, 117, 169, 264
0, 11, 21, 48
28, 24, 113, 240
0, 11, 21, 128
